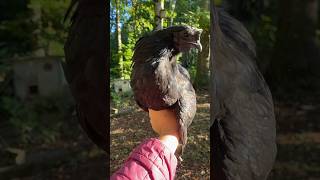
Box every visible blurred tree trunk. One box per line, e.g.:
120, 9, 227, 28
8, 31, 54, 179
154, 0, 165, 30
132, 0, 137, 39
195, 29, 210, 89
195, 0, 210, 89
169, 0, 177, 26
266, 0, 320, 96
115, 0, 123, 78
30, 4, 45, 57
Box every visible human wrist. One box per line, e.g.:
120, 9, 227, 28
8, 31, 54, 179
158, 133, 179, 153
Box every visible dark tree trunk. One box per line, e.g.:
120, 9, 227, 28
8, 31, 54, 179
266, 0, 320, 96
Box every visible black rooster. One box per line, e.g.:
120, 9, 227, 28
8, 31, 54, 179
130, 26, 202, 159
210, 4, 277, 180
63, 0, 108, 151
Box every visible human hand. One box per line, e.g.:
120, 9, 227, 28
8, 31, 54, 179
148, 109, 180, 153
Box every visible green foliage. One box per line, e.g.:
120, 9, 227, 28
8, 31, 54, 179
174, 0, 208, 27
236, 0, 279, 72
0, 0, 70, 79
110, 89, 133, 109
199, 11, 210, 30
0, 0, 69, 59
0, 1, 35, 58
121, 43, 134, 79
111, 0, 155, 79
254, 15, 277, 48
29, 0, 70, 56
110, 0, 210, 81
188, 62, 197, 82
110, 91, 122, 108
1, 95, 73, 145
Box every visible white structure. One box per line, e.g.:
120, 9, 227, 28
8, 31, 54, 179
12, 56, 68, 100
111, 79, 131, 93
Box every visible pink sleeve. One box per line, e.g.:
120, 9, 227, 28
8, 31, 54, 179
110, 138, 178, 180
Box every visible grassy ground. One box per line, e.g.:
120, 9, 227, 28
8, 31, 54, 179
111, 91, 320, 180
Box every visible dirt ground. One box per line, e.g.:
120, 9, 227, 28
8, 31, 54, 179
110, 91, 211, 179
111, 91, 320, 180
1, 90, 319, 179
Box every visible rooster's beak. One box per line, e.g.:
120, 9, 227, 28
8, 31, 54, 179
195, 28, 203, 52
195, 40, 202, 52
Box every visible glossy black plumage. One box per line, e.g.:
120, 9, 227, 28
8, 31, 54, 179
210, 5, 277, 180
130, 26, 202, 158
63, 0, 107, 151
